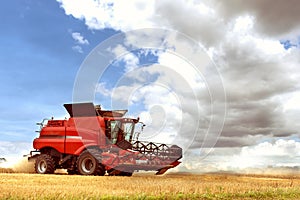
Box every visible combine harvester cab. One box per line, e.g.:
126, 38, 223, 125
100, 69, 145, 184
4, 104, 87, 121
29, 102, 182, 176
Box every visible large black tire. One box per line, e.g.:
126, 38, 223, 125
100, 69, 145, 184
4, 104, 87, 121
77, 149, 105, 176
35, 154, 55, 174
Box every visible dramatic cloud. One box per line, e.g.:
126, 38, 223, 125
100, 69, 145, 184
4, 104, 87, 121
154, 0, 225, 47
213, 0, 300, 37
57, 0, 300, 170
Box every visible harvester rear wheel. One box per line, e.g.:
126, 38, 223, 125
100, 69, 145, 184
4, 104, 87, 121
77, 149, 105, 176
35, 154, 55, 174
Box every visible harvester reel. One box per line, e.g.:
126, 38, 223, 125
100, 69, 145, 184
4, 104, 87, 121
146, 142, 159, 160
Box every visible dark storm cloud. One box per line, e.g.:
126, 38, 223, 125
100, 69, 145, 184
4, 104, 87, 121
214, 0, 300, 37
190, 133, 261, 148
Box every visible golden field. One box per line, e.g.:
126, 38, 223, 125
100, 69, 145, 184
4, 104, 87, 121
1, 172, 300, 199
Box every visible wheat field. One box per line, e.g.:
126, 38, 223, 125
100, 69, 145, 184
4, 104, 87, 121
1, 171, 300, 199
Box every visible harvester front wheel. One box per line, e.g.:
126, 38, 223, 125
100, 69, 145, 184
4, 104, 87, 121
77, 150, 105, 176
35, 154, 55, 174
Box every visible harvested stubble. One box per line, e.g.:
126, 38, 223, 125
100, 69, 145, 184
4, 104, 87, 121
1, 173, 300, 199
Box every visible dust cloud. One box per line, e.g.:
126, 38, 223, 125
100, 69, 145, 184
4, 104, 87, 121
0, 156, 68, 174
0, 157, 35, 173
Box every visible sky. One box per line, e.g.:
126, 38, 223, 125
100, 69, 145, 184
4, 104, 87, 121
1, 0, 300, 173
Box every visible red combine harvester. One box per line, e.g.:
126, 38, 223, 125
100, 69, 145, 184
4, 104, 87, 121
28, 102, 182, 176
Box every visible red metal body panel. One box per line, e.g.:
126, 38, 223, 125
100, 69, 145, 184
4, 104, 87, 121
34, 116, 106, 155
33, 137, 65, 153
33, 123, 66, 153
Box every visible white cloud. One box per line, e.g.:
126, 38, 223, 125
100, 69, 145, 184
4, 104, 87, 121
57, 0, 155, 31
110, 44, 141, 72
232, 15, 254, 33
0, 141, 31, 158
95, 82, 111, 97
121, 52, 139, 72
226, 139, 300, 169
284, 92, 300, 111
111, 44, 127, 57
72, 45, 83, 53
72, 32, 89, 45
71, 32, 89, 53
180, 139, 300, 172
